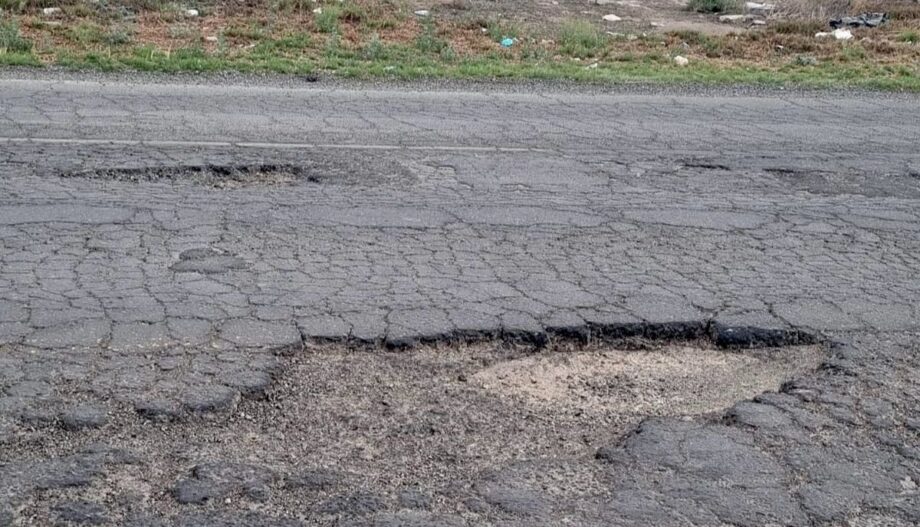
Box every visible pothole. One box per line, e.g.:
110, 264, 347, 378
2, 336, 825, 522
59, 160, 415, 188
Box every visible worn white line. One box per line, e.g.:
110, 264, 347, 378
0, 137, 549, 153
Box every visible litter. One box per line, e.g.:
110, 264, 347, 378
500, 38, 514, 48
829, 12, 888, 29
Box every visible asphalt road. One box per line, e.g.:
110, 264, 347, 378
1, 77, 919, 526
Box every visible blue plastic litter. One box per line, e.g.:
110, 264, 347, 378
500, 38, 514, 48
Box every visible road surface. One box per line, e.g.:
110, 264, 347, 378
1, 77, 919, 526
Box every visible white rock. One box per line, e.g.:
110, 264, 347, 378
902, 477, 918, 491
832, 28, 853, 40
744, 2, 774, 14
752, 19, 766, 25
602, 14, 622, 22
184, 8, 199, 17
414, 9, 430, 17
42, 7, 61, 16
586, 62, 599, 69
205, 35, 218, 42
312, 7, 322, 13
718, 14, 747, 23
673, 55, 689, 66
650, 22, 662, 27
815, 31, 831, 39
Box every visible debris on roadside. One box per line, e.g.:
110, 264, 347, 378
815, 28, 853, 41
414, 9, 431, 17
602, 14, 622, 22
719, 14, 750, 23
184, 8, 199, 17
744, 2, 774, 16
830, 13, 888, 29
673, 55, 689, 66
500, 37, 514, 47
42, 7, 61, 16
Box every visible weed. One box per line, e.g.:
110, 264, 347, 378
486, 19, 520, 43
0, 21, 31, 53
68, 22, 106, 44
223, 25, 267, 41
104, 27, 133, 46
415, 20, 448, 54
315, 6, 341, 34
559, 20, 606, 58
898, 31, 919, 44
686, 0, 741, 14
840, 44, 867, 61
0, 0, 27, 13
361, 34, 385, 60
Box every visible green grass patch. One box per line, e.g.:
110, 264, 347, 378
315, 6, 341, 34
0, 21, 32, 53
415, 20, 450, 55
559, 20, 606, 58
897, 31, 919, 44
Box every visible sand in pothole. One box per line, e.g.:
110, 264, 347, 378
472, 345, 821, 417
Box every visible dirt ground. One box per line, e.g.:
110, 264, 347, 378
417, 0, 736, 35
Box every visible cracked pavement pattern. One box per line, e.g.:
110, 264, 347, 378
1, 78, 920, 526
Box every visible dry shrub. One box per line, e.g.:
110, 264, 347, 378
774, 0, 851, 21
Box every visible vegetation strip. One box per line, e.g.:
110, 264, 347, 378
1, 0, 919, 90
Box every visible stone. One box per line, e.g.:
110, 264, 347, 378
184, 9, 199, 17
59, 405, 108, 430
602, 14, 622, 22
414, 10, 430, 17
833, 28, 853, 40
42, 7, 61, 16
135, 398, 182, 421
174, 462, 275, 504
719, 14, 749, 23
218, 369, 272, 398
673, 55, 689, 67
53, 501, 107, 525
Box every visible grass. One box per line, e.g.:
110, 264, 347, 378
0, 21, 32, 53
0, 0, 918, 91
898, 31, 919, 44
315, 6, 341, 34
559, 21, 606, 58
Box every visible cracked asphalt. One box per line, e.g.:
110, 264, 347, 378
1, 76, 920, 526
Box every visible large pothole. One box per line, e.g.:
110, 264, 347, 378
2, 337, 825, 523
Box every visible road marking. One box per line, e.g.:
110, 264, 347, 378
0, 137, 550, 153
